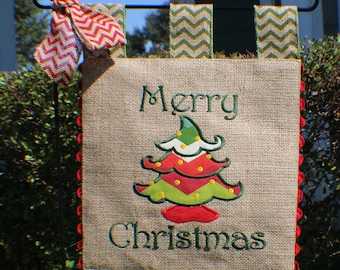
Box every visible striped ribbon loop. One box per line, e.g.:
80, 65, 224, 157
34, 0, 126, 87
169, 4, 213, 59
254, 5, 299, 59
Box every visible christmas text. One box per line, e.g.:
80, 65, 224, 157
108, 222, 266, 251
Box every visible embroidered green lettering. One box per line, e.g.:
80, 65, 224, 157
168, 225, 175, 250
140, 85, 168, 112
140, 86, 238, 120
250, 232, 266, 249
176, 231, 192, 249
206, 94, 221, 112
193, 226, 202, 250
231, 232, 249, 250
189, 94, 206, 112
133, 222, 151, 249
203, 231, 230, 251
221, 94, 238, 120
108, 222, 131, 248
171, 93, 190, 115
151, 230, 167, 250
108, 222, 266, 251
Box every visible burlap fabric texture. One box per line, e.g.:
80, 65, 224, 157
82, 58, 301, 269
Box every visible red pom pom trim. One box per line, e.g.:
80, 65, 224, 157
77, 258, 83, 268
77, 223, 83, 234
77, 204, 82, 216
299, 135, 305, 148
296, 225, 301, 238
76, 169, 82, 181
77, 240, 83, 251
295, 242, 301, 255
297, 189, 303, 203
298, 171, 305, 185
300, 116, 306, 129
298, 153, 304, 166
295, 65, 305, 270
77, 187, 82, 199
77, 133, 82, 144
300, 81, 306, 92
76, 65, 83, 269
296, 207, 303, 221
300, 98, 305, 111
76, 116, 82, 127
76, 151, 82, 162
295, 260, 300, 270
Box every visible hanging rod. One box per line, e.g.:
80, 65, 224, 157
33, 0, 319, 12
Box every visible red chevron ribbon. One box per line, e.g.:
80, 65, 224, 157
34, 0, 126, 87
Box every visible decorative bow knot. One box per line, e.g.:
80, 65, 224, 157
34, 0, 126, 87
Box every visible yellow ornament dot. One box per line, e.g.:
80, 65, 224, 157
197, 166, 204, 172
177, 159, 183, 165
209, 179, 215, 184
206, 154, 212, 160
159, 191, 165, 197
180, 144, 186, 149
149, 181, 154, 186
155, 162, 161, 167
176, 131, 181, 136
174, 179, 181, 185
195, 136, 200, 141
228, 188, 234, 194
194, 193, 200, 198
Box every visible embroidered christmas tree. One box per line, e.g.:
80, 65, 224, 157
134, 116, 243, 223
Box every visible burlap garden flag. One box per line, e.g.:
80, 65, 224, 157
82, 57, 301, 269
81, 4, 302, 270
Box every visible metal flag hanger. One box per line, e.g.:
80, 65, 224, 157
33, 0, 319, 12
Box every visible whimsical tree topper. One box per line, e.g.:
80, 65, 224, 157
134, 116, 243, 223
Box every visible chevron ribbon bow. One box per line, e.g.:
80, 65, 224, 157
34, 0, 126, 87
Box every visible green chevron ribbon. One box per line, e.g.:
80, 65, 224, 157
254, 5, 299, 59
91, 3, 127, 58
170, 4, 213, 58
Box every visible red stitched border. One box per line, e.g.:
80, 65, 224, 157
295, 64, 306, 270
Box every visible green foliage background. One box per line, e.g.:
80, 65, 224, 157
297, 36, 340, 270
0, 70, 81, 269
